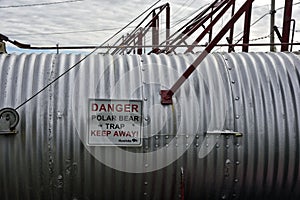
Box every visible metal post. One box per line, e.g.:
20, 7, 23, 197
228, 0, 235, 52
137, 28, 143, 55
281, 0, 293, 51
152, 10, 159, 49
209, 7, 213, 42
242, 0, 252, 52
270, 0, 276, 51
166, 3, 170, 51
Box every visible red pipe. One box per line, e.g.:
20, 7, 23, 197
281, 0, 293, 51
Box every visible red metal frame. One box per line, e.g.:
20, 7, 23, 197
161, 0, 255, 105
184, 0, 235, 53
166, 0, 230, 53
109, 3, 170, 55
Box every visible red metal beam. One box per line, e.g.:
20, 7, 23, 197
228, 1, 236, 52
161, 0, 255, 105
185, 0, 234, 53
166, 3, 170, 51
281, 0, 293, 51
152, 10, 159, 49
137, 28, 143, 55
167, 0, 230, 53
242, 1, 252, 52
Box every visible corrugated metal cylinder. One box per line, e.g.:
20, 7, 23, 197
0, 52, 299, 200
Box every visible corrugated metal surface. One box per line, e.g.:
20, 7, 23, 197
0, 52, 299, 200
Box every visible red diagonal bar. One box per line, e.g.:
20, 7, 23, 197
161, 0, 255, 105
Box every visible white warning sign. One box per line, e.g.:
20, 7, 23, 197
88, 99, 143, 146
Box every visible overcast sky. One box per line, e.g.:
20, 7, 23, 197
1, 0, 300, 53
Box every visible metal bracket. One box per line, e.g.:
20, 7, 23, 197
0, 108, 19, 135
206, 130, 243, 137
160, 90, 173, 105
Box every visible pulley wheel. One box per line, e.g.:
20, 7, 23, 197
0, 108, 19, 129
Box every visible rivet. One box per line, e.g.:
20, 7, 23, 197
145, 117, 149, 121
166, 144, 169, 148
216, 144, 220, 148
176, 143, 178, 147
236, 143, 240, 147
226, 144, 230, 148
231, 80, 235, 84
155, 136, 159, 140
141, 59, 144, 62
234, 178, 239, 183
144, 192, 147, 196
196, 143, 199, 147
176, 135, 179, 138
186, 135, 189, 138
57, 111, 63, 118
222, 195, 226, 199
235, 96, 240, 101
155, 144, 159, 148
232, 193, 237, 198
228, 67, 232, 70
186, 143, 189, 147
57, 175, 63, 180
144, 181, 148, 185
145, 164, 149, 168
226, 159, 231, 164
235, 161, 240, 165
235, 115, 240, 119
145, 146, 149, 149
195, 134, 199, 139
144, 98, 148, 101
165, 135, 169, 139
142, 68, 145, 71
206, 144, 209, 147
